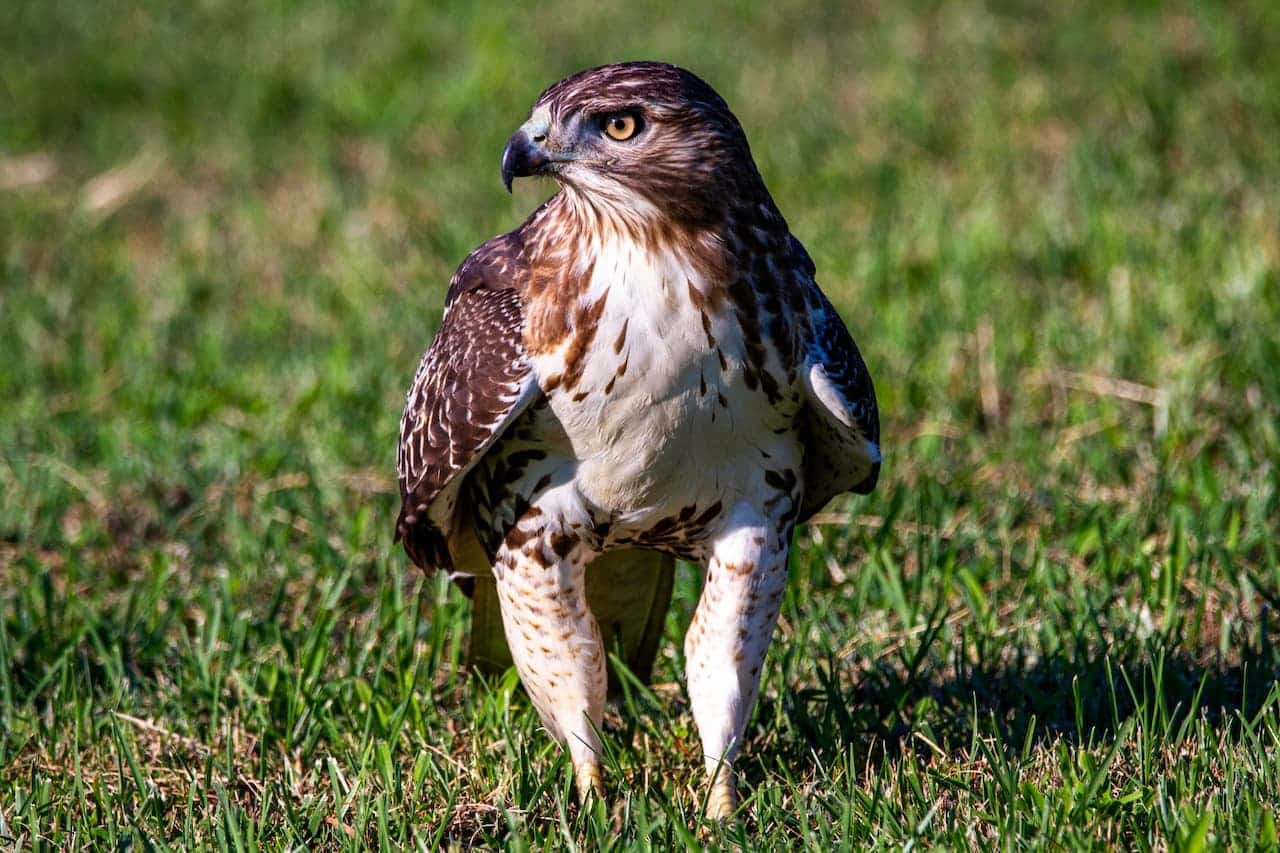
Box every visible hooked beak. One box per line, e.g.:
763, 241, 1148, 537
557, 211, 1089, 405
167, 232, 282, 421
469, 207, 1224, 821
501, 129, 550, 193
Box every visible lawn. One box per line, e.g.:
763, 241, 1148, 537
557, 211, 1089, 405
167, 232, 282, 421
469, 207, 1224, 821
2, 0, 1279, 848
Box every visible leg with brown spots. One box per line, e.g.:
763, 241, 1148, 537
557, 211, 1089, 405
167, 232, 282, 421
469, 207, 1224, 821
492, 509, 606, 803
684, 502, 793, 819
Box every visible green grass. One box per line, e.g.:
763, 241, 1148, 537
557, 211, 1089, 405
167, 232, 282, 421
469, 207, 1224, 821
3, 0, 1280, 848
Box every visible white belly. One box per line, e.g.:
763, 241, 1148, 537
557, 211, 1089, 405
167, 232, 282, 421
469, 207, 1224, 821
530, 239, 798, 523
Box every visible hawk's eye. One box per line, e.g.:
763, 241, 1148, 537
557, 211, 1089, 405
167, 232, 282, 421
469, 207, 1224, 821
602, 113, 640, 141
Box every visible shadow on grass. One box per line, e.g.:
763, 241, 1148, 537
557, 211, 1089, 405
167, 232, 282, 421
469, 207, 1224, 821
743, 621, 1280, 784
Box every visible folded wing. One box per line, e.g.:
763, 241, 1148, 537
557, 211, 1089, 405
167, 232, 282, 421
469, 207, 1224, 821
795, 244, 881, 520
395, 241, 539, 574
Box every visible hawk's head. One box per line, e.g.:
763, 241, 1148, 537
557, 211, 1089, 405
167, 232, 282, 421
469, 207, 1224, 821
501, 62, 764, 229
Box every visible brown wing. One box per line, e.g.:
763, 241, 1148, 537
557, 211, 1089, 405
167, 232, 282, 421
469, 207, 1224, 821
794, 239, 881, 520
395, 239, 538, 573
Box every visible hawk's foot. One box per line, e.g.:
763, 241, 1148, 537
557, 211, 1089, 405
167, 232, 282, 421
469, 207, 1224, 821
575, 760, 605, 804
704, 769, 738, 820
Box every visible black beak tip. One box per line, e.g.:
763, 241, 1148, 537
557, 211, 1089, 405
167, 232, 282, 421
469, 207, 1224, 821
501, 129, 550, 193
501, 139, 517, 192
501, 134, 522, 193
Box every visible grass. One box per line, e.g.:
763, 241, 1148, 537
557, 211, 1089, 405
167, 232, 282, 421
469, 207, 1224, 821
2, 0, 1280, 847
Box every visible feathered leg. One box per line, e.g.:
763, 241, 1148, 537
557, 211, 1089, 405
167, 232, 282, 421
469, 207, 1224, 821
684, 501, 793, 819
492, 507, 607, 802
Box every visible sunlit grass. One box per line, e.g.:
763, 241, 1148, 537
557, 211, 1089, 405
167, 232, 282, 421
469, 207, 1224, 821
2, 0, 1279, 848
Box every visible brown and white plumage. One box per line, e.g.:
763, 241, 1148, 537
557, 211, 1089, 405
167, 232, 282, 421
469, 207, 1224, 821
395, 62, 879, 815
395, 235, 537, 581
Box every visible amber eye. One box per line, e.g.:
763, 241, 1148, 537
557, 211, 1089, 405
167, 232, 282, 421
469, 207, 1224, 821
603, 113, 639, 141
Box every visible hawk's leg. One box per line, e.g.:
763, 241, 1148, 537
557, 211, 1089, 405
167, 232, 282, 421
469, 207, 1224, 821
684, 501, 793, 819
492, 506, 606, 803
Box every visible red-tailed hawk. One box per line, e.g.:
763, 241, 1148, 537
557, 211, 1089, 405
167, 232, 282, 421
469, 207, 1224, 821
396, 62, 879, 817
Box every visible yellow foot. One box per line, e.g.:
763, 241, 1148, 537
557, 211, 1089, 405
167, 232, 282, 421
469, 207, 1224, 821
575, 763, 605, 804
705, 773, 739, 820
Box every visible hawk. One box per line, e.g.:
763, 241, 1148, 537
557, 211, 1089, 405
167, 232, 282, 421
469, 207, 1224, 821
396, 62, 879, 817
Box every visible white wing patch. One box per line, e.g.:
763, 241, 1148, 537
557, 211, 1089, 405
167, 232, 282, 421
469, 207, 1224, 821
805, 362, 880, 472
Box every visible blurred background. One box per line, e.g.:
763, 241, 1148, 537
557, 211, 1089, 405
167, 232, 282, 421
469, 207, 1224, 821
2, 0, 1279, 846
